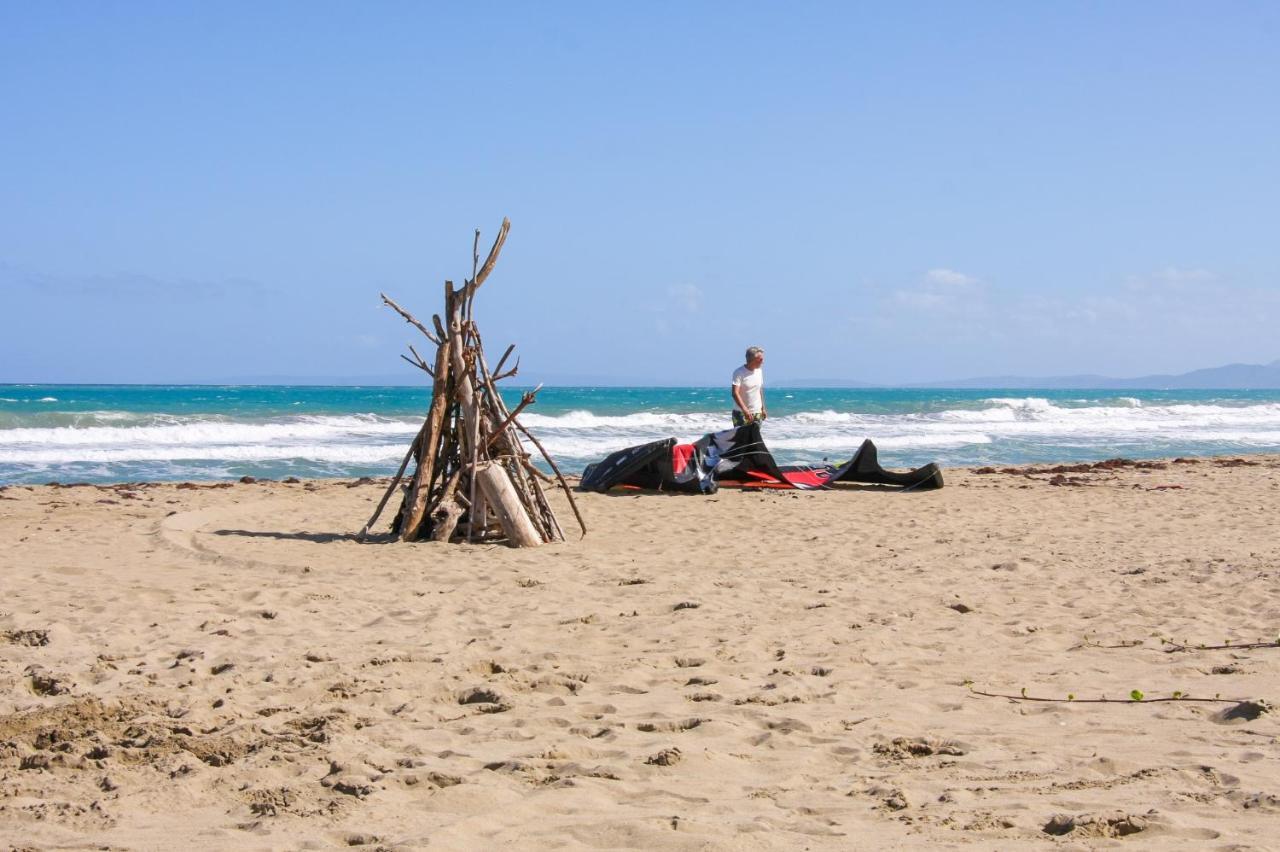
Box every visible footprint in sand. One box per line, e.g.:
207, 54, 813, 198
448, 687, 507, 713
645, 747, 682, 766
873, 737, 968, 759
637, 718, 706, 733
3, 629, 50, 647
1042, 811, 1151, 838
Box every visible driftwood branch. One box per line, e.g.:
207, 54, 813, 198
493, 344, 516, 377
358, 422, 425, 540
493, 357, 520, 382
472, 217, 510, 291
515, 420, 587, 539
400, 338, 453, 540
368, 217, 570, 547
521, 456, 554, 483
484, 384, 542, 450
381, 293, 441, 345
399, 353, 433, 377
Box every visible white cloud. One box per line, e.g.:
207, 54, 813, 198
890, 268, 983, 312
666, 283, 703, 313
924, 268, 979, 288
1125, 266, 1219, 292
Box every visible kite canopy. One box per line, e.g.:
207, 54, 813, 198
579, 423, 943, 493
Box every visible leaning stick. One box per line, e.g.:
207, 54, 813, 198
466, 228, 481, 324
514, 420, 587, 538
381, 293, 441, 345
483, 384, 542, 450
472, 335, 552, 540
521, 456, 554, 483
401, 337, 454, 540
492, 343, 516, 377
358, 420, 425, 540
492, 358, 520, 382
399, 353, 433, 377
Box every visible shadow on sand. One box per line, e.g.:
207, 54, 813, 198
211, 528, 377, 544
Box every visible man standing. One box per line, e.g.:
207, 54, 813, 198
731, 346, 767, 427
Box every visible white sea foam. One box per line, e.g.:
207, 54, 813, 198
4, 400, 1280, 474
0, 415, 419, 447
0, 442, 405, 465
520, 410, 721, 431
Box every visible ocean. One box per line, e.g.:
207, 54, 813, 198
2, 384, 1280, 485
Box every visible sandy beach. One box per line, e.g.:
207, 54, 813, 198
2, 457, 1279, 849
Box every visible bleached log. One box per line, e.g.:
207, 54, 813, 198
475, 462, 542, 547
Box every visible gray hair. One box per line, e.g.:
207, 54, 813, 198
745, 346, 764, 362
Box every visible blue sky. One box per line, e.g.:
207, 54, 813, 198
2, 2, 1278, 385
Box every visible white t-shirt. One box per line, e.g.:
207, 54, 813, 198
731, 365, 764, 413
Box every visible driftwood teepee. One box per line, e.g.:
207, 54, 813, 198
358, 218, 584, 546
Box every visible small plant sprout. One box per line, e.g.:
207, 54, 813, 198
968, 685, 1248, 706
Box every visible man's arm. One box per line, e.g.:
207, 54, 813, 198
731, 383, 752, 419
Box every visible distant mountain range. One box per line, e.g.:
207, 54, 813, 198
907, 359, 1280, 390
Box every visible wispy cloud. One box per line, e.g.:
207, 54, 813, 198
890, 268, 984, 312
652, 283, 704, 335
666, 283, 703, 313
0, 262, 269, 301
923, 268, 979, 288
1124, 266, 1219, 292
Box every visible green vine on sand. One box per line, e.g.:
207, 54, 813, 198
1161, 638, 1280, 653
1073, 633, 1280, 654
964, 682, 1247, 705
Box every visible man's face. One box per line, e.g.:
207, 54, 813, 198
749, 353, 764, 370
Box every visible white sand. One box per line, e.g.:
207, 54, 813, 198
2, 457, 1279, 849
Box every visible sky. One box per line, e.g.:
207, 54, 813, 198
2, 2, 1278, 385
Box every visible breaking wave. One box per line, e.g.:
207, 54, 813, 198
3, 395, 1280, 483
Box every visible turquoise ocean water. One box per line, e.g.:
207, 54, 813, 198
3, 384, 1280, 484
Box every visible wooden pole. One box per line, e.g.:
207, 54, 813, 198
400, 337, 453, 541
